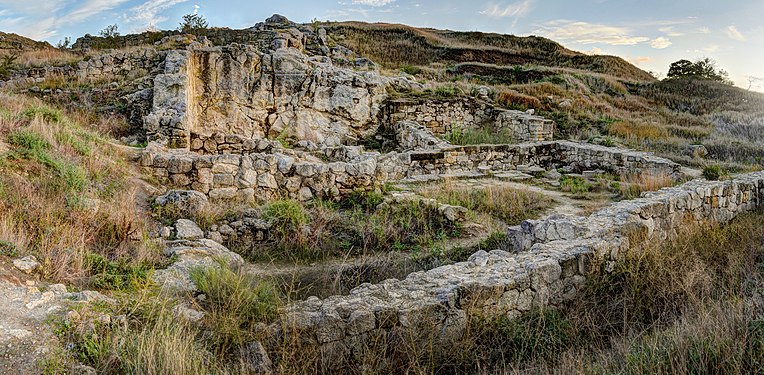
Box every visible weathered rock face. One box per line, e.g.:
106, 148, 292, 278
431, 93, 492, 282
144, 50, 193, 148
146, 43, 405, 149
393, 120, 452, 150
278, 171, 764, 370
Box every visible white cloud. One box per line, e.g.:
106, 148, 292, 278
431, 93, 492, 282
350, 0, 395, 6
536, 20, 649, 45
659, 26, 683, 37
650, 37, 672, 49
583, 47, 603, 55
481, 0, 535, 19
698, 26, 711, 34
122, 0, 189, 30
66, 0, 130, 23
726, 25, 746, 41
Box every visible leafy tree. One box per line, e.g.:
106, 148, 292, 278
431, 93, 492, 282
179, 13, 209, 34
667, 57, 732, 85
99, 24, 120, 38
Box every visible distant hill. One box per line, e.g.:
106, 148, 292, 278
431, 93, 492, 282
0, 32, 53, 51
324, 22, 655, 82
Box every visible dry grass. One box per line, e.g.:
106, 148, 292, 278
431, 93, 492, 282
617, 170, 676, 199
418, 180, 554, 225
496, 90, 542, 110
0, 92, 159, 285
1, 49, 81, 67
608, 119, 669, 140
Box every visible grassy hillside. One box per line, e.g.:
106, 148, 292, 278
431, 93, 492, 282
324, 22, 655, 81
0, 31, 54, 51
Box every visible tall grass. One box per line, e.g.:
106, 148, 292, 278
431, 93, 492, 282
417, 181, 554, 224
617, 170, 675, 199
0, 93, 159, 285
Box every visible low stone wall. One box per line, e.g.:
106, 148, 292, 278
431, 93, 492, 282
141, 140, 684, 201
75, 48, 161, 80
382, 97, 494, 134
7, 48, 162, 84
139, 143, 379, 202
402, 140, 683, 180
381, 97, 555, 142
278, 171, 764, 369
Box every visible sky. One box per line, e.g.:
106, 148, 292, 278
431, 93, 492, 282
0, 0, 762, 91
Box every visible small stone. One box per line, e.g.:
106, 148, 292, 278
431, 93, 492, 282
13, 256, 39, 274
175, 219, 204, 240
240, 341, 273, 375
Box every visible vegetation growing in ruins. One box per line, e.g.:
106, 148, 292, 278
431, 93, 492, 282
0, 94, 160, 285
1, 15, 763, 375
48, 209, 764, 374
418, 181, 554, 225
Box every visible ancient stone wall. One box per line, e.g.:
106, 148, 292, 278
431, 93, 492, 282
382, 98, 494, 134
141, 139, 683, 201
381, 97, 555, 142
7, 48, 162, 84
139, 143, 380, 202
279, 171, 764, 368
399, 141, 683, 180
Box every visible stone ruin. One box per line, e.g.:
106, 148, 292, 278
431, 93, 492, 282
7, 15, 761, 370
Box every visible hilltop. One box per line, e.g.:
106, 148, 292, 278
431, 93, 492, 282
0, 32, 53, 51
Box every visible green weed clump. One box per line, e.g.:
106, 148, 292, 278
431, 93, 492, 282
85, 253, 152, 291
559, 175, 592, 194
191, 263, 280, 354
702, 165, 725, 181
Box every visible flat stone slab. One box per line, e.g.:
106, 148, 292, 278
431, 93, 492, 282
494, 171, 534, 181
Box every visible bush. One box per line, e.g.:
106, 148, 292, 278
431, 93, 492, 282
559, 175, 592, 194
85, 253, 151, 291
702, 165, 724, 181
399, 65, 422, 75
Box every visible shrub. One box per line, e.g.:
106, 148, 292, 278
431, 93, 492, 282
262, 199, 310, 230
702, 165, 724, 181
430, 85, 459, 98
399, 65, 422, 75
85, 253, 151, 291
559, 175, 592, 194
339, 189, 385, 212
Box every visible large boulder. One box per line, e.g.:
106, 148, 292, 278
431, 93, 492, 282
152, 239, 245, 292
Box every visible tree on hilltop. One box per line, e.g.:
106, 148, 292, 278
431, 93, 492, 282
667, 57, 733, 85
179, 13, 209, 35
99, 24, 120, 38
